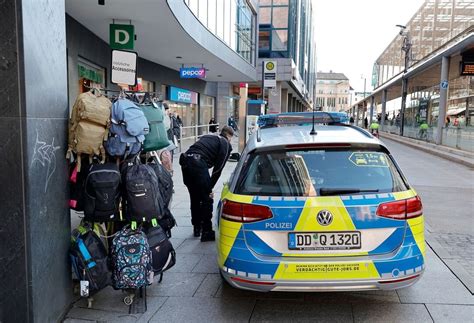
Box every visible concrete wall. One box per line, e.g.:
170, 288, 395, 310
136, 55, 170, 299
0, 0, 72, 321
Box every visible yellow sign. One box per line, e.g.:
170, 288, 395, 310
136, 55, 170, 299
265, 61, 275, 71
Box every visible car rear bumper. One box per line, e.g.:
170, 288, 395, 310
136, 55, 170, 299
221, 268, 424, 292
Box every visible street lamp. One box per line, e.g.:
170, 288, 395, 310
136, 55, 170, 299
397, 24, 412, 136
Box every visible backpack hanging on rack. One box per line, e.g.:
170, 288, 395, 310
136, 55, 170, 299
146, 225, 176, 279
83, 162, 121, 222
67, 90, 111, 171
111, 226, 153, 290
105, 98, 149, 158
70, 223, 111, 295
147, 155, 176, 236
140, 101, 170, 152
121, 156, 164, 225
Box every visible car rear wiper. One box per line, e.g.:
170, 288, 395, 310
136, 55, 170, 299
319, 188, 380, 196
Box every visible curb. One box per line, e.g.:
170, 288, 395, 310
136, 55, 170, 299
379, 132, 474, 169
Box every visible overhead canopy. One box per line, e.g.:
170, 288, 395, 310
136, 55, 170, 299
66, 0, 257, 82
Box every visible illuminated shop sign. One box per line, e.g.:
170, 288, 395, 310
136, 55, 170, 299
180, 67, 206, 79
168, 86, 198, 104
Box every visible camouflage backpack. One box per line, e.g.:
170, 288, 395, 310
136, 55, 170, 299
111, 226, 153, 290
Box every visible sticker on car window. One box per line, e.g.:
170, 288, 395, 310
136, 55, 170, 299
349, 152, 389, 167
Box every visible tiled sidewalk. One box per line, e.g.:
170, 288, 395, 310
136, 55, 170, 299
64, 137, 474, 323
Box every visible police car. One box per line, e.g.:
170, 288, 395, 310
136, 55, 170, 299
216, 112, 425, 292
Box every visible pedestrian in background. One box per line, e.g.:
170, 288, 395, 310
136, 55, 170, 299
209, 117, 218, 133
179, 126, 234, 241
364, 117, 368, 129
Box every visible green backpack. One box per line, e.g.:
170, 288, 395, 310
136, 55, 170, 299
140, 102, 170, 152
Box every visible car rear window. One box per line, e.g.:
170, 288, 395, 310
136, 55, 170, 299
235, 148, 408, 196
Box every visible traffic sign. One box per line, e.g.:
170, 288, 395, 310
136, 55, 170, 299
263, 60, 277, 88
440, 80, 449, 89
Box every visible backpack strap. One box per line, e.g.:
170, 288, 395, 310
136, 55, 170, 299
77, 238, 96, 269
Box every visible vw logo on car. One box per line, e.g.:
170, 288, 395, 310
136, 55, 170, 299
317, 210, 333, 226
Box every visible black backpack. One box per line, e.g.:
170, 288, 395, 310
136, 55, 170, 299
70, 224, 111, 295
121, 157, 164, 225
83, 163, 121, 222
148, 158, 176, 236
146, 226, 176, 280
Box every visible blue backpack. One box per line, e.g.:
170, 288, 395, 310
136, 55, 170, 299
105, 99, 150, 158
111, 226, 153, 290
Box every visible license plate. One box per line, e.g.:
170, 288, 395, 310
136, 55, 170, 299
288, 231, 361, 250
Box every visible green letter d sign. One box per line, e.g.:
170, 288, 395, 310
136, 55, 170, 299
110, 24, 134, 50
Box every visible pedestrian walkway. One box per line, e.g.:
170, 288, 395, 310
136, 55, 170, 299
379, 131, 474, 169
64, 136, 474, 322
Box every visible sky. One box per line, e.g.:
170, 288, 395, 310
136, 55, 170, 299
313, 0, 425, 93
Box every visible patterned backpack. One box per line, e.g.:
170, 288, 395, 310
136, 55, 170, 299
111, 226, 153, 290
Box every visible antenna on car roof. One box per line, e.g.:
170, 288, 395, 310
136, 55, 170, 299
310, 108, 317, 135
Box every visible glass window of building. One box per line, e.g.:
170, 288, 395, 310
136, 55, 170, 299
258, 0, 290, 55
184, 0, 256, 65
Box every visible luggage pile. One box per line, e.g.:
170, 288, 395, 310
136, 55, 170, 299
67, 90, 176, 308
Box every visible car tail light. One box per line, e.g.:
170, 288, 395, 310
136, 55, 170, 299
221, 200, 273, 223
376, 196, 423, 220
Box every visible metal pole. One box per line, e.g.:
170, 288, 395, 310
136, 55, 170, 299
179, 126, 182, 152
194, 123, 198, 142
436, 56, 450, 145
356, 105, 360, 127
400, 78, 408, 136
381, 89, 387, 131
369, 96, 375, 125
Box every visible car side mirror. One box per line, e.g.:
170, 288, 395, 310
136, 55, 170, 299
229, 152, 240, 162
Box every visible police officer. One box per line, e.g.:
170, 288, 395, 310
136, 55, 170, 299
179, 126, 234, 241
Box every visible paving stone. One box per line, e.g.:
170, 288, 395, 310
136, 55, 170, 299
397, 248, 474, 305
168, 225, 194, 239
353, 303, 432, 323
305, 290, 400, 304
169, 237, 185, 249
194, 273, 223, 297
425, 304, 474, 323
192, 253, 220, 273
174, 215, 192, 227
215, 282, 304, 301
168, 253, 201, 273
147, 272, 206, 297
175, 238, 217, 254
250, 300, 352, 322
149, 296, 255, 322
73, 287, 130, 314
66, 307, 139, 322
135, 296, 168, 323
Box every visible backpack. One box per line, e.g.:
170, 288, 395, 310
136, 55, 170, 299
105, 99, 149, 158
111, 226, 152, 290
148, 157, 176, 236
146, 226, 176, 277
67, 91, 111, 170
68, 157, 91, 211
140, 102, 170, 152
121, 157, 164, 225
70, 224, 111, 295
83, 163, 121, 222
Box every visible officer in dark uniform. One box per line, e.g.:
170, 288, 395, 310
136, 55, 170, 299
179, 126, 234, 241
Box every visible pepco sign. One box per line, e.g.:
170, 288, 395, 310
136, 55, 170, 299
180, 67, 206, 79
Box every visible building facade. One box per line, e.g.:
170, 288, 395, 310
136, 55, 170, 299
252, 0, 317, 113
357, 0, 473, 152
315, 72, 351, 112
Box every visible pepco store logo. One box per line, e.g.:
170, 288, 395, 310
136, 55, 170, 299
180, 67, 206, 79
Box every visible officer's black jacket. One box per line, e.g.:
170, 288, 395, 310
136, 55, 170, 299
186, 134, 232, 189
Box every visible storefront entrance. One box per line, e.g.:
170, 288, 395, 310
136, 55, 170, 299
167, 86, 199, 138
